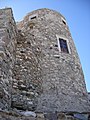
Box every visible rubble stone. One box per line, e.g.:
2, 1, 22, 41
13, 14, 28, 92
0, 7, 90, 118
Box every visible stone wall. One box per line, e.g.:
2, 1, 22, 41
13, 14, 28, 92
0, 8, 17, 109
11, 29, 42, 111
16, 8, 90, 112
0, 110, 90, 120
0, 8, 90, 113
88, 92, 90, 102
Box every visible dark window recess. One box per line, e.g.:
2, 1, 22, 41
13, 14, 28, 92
59, 38, 69, 53
31, 16, 36, 20
62, 20, 66, 25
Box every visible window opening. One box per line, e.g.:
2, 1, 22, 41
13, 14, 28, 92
59, 38, 69, 53
29, 14, 37, 21
61, 17, 66, 25
62, 20, 66, 25
31, 16, 36, 20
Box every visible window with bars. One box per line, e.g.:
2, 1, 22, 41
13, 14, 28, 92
59, 38, 69, 53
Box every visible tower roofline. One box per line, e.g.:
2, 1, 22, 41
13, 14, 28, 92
24, 8, 66, 21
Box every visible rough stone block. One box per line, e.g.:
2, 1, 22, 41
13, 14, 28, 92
44, 112, 57, 120
57, 113, 66, 120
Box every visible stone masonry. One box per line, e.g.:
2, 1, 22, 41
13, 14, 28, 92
0, 7, 90, 116
0, 8, 17, 109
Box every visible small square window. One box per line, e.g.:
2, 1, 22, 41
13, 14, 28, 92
29, 14, 37, 21
31, 16, 36, 20
61, 17, 66, 25
59, 38, 69, 53
62, 20, 66, 25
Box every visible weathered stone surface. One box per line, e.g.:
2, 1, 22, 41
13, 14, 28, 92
0, 7, 90, 115
37, 113, 44, 119
0, 8, 17, 110
57, 113, 66, 120
44, 112, 57, 120
0, 110, 36, 120
17, 8, 90, 112
88, 92, 90, 102
0, 111, 90, 120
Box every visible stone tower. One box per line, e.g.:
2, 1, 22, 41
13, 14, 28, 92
0, 8, 90, 113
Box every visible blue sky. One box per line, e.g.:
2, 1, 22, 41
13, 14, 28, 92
0, 0, 90, 91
